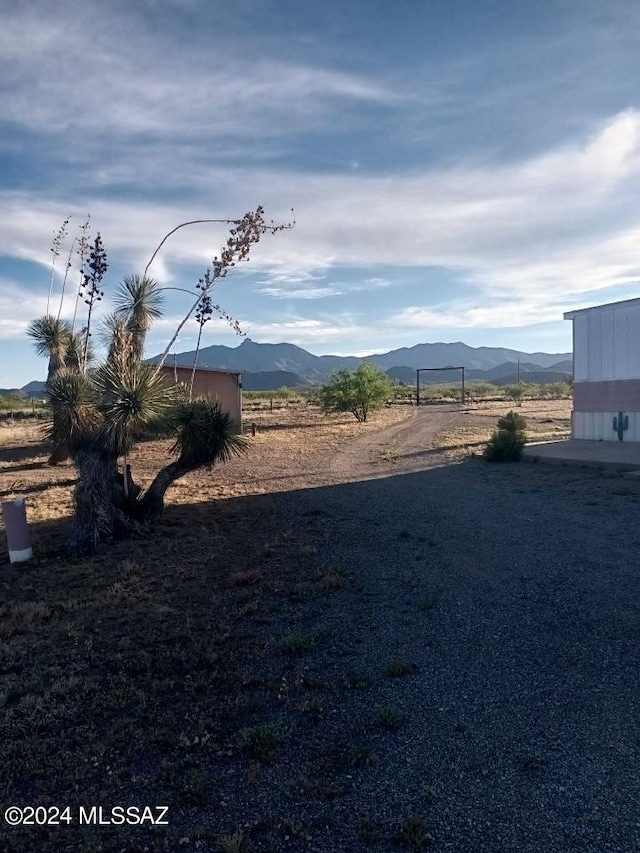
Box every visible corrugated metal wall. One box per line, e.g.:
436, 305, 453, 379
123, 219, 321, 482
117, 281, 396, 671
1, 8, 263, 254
574, 303, 640, 381
571, 301, 640, 440
573, 411, 640, 441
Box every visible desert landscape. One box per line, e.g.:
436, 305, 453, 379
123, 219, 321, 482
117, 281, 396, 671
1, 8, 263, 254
2, 399, 640, 852
0, 398, 571, 548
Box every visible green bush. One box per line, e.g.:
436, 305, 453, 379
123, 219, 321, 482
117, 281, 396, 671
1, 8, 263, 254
485, 428, 526, 462
485, 410, 527, 462
318, 361, 392, 422
497, 411, 527, 433
0, 394, 28, 411
419, 384, 460, 401
470, 382, 498, 399
503, 384, 525, 406
548, 381, 571, 399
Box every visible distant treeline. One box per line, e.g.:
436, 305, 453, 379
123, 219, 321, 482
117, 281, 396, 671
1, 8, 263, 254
400, 380, 572, 403
0, 394, 49, 416
242, 381, 572, 409
0, 381, 571, 420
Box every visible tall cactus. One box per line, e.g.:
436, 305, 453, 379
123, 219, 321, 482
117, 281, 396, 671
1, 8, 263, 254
613, 412, 629, 441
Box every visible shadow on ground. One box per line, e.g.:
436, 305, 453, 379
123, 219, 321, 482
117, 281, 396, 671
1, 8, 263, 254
1, 459, 640, 853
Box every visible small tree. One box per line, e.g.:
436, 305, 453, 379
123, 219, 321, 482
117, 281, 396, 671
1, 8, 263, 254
318, 361, 392, 422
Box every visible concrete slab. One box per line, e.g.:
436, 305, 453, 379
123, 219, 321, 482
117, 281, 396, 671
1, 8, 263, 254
522, 439, 640, 471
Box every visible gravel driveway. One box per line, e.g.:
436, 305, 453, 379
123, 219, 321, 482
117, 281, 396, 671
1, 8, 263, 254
217, 410, 640, 852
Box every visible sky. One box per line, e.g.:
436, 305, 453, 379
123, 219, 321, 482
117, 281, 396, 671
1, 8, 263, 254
2, 0, 640, 386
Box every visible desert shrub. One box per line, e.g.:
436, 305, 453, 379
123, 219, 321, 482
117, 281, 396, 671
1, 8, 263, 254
398, 816, 434, 847
0, 394, 26, 411
485, 430, 526, 464
469, 382, 498, 400
391, 383, 413, 403
376, 703, 404, 728
548, 381, 572, 399
485, 410, 527, 462
497, 411, 527, 433
503, 384, 525, 406
420, 383, 459, 402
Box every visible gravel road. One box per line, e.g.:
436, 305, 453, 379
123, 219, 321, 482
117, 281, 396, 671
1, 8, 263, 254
223, 410, 640, 852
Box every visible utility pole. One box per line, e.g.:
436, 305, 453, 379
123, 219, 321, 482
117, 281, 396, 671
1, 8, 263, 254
517, 358, 520, 385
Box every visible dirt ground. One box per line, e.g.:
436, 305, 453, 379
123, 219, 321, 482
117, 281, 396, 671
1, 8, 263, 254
0, 399, 571, 543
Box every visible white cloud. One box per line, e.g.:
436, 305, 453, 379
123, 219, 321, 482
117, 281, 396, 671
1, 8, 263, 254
362, 277, 392, 289
0, 3, 402, 143
3, 110, 640, 341
254, 266, 341, 299
389, 300, 567, 331
0, 278, 89, 339
253, 269, 394, 299
237, 316, 371, 347
257, 286, 343, 299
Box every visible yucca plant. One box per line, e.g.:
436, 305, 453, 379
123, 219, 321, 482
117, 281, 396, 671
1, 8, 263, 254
29, 207, 290, 552
139, 399, 248, 519
28, 315, 74, 463
65, 329, 92, 373
79, 232, 108, 372
46, 217, 70, 316
27, 315, 72, 381
113, 274, 163, 363
94, 360, 171, 479
45, 368, 99, 450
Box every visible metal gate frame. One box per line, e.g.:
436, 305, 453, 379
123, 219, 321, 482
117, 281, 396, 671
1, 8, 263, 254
416, 366, 465, 406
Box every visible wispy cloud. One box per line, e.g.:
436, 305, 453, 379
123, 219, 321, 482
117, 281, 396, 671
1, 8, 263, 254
257, 286, 343, 299
0, 278, 107, 339
0, 3, 402, 146
253, 270, 393, 300
236, 316, 371, 347
3, 110, 640, 339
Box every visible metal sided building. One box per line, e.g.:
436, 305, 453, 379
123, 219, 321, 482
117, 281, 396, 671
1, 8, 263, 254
158, 365, 243, 433
564, 297, 640, 442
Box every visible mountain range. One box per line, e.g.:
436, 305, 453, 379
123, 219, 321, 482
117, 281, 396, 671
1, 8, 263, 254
149, 339, 572, 390
2, 339, 573, 397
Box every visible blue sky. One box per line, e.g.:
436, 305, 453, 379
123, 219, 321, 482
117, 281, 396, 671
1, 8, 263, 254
2, 0, 640, 386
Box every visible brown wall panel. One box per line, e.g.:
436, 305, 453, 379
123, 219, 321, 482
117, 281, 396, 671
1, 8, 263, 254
158, 366, 241, 427
573, 379, 640, 412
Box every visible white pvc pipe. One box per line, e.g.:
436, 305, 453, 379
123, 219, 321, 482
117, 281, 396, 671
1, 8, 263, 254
2, 498, 33, 563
